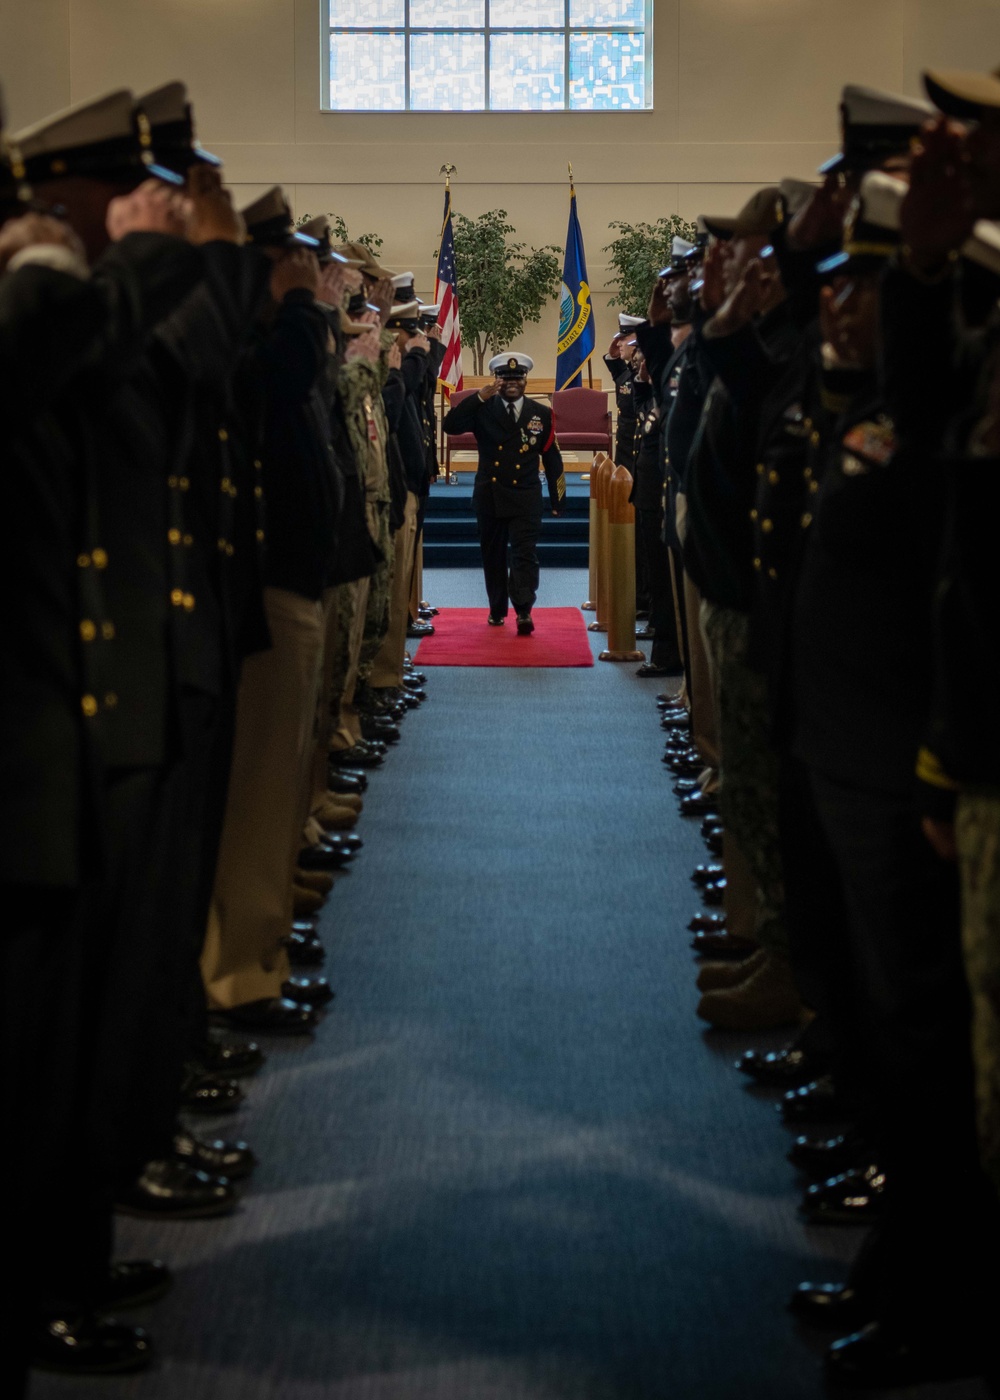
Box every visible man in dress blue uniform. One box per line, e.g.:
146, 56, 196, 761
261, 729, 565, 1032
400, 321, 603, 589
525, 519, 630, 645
442, 351, 565, 633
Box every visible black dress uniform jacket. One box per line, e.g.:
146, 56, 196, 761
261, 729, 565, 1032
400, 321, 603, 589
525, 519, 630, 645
442, 391, 565, 515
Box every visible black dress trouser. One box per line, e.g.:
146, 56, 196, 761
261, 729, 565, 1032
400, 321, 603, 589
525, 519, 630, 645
474, 486, 542, 619
803, 764, 1000, 1335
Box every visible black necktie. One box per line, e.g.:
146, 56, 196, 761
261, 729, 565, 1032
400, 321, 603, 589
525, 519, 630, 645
507, 402, 516, 424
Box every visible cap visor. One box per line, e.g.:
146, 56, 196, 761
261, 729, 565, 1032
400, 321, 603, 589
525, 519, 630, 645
291, 230, 320, 248
147, 163, 185, 186
815, 250, 851, 276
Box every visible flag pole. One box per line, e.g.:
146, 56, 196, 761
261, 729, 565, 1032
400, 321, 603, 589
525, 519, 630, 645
568, 163, 594, 387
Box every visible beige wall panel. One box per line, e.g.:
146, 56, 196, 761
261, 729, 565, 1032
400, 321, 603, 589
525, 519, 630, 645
901, 0, 1000, 91
212, 139, 832, 187
68, 0, 296, 145
678, 0, 905, 143
0, 0, 71, 129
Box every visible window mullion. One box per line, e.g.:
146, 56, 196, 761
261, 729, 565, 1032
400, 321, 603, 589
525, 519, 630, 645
404, 0, 411, 111
564, 0, 570, 110
485, 0, 491, 111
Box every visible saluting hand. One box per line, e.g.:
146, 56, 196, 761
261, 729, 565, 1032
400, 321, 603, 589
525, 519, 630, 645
269, 247, 319, 301
106, 179, 189, 241
368, 275, 395, 323
787, 173, 852, 253
478, 376, 502, 401
184, 165, 244, 246
698, 241, 728, 314
901, 117, 975, 272
646, 280, 672, 326
0, 212, 85, 271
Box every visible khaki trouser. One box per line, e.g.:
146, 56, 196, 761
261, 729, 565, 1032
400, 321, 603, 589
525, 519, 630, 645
309, 587, 340, 818
201, 587, 324, 1009
409, 532, 424, 620
330, 576, 371, 751
370, 491, 419, 689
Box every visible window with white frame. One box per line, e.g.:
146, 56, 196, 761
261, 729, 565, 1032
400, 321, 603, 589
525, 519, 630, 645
323, 1, 652, 113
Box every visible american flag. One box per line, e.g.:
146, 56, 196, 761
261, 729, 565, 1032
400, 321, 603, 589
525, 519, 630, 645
434, 186, 463, 394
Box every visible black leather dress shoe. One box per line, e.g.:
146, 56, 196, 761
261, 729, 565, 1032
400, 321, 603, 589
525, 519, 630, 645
635, 624, 656, 640
324, 832, 363, 853
297, 843, 354, 871
327, 769, 366, 795
780, 1075, 851, 1125
673, 778, 701, 796
701, 878, 727, 905
407, 620, 435, 637
692, 862, 724, 886
661, 756, 700, 778
701, 814, 723, 836
516, 613, 535, 635
115, 1159, 238, 1219
737, 1045, 819, 1087
656, 692, 685, 707
663, 736, 695, 754
636, 662, 673, 678
283, 974, 334, 1007
420, 602, 439, 615
196, 1037, 266, 1078
173, 1127, 257, 1180
691, 929, 757, 959
179, 1065, 244, 1114
404, 670, 427, 685
330, 745, 383, 770
705, 830, 723, 856
787, 1130, 873, 1178
212, 997, 319, 1034
400, 689, 424, 708
681, 792, 718, 818
286, 927, 325, 967
361, 716, 401, 743
801, 1163, 886, 1225
825, 1322, 983, 1388
356, 736, 387, 756
788, 1283, 869, 1331
96, 1260, 173, 1311
32, 1316, 153, 1374
487, 614, 506, 626
687, 912, 729, 936
661, 714, 691, 733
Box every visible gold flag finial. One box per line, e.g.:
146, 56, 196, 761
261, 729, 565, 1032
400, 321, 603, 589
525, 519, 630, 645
568, 161, 574, 186
440, 162, 457, 188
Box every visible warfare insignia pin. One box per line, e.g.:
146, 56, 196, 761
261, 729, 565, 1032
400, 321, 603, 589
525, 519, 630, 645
527, 416, 543, 434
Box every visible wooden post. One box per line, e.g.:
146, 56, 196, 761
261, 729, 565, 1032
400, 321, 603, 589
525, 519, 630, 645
599, 463, 643, 662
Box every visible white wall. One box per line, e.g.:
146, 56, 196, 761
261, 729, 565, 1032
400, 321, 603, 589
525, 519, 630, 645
3, 0, 1000, 370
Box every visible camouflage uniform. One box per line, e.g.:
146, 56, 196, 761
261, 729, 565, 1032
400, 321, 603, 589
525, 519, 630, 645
956, 791, 1000, 1191
700, 599, 787, 954
330, 353, 392, 721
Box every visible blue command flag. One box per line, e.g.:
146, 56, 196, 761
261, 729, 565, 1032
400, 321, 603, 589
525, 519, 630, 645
556, 178, 595, 390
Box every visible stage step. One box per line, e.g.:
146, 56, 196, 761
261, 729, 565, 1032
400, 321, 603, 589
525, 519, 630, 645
423, 473, 590, 569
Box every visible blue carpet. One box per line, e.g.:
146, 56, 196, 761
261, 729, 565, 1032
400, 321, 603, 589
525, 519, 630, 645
32, 569, 988, 1400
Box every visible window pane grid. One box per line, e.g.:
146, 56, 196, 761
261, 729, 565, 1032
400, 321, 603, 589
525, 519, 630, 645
326, 0, 651, 111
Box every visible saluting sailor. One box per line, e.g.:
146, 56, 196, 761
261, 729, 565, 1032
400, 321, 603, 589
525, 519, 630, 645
442, 352, 565, 633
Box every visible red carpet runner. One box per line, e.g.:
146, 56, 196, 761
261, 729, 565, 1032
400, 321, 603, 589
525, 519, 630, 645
413, 608, 594, 667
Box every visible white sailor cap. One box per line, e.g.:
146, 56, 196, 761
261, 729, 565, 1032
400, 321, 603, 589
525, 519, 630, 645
385, 299, 422, 329
136, 81, 221, 176
618, 313, 646, 331
488, 352, 534, 377
819, 84, 936, 175
391, 271, 417, 300
8, 88, 184, 189
420, 304, 441, 319
242, 187, 319, 249
298, 215, 349, 265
